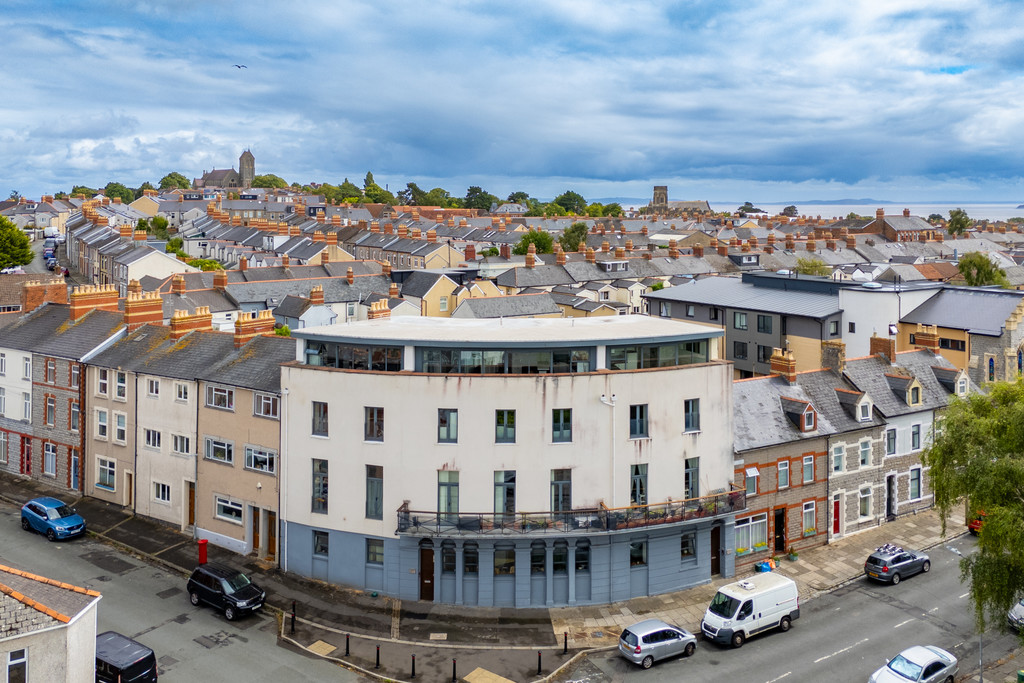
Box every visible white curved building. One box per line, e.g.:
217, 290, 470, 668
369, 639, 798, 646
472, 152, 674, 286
280, 314, 741, 606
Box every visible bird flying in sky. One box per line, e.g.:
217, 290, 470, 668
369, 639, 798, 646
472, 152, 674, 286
233, 64, 247, 68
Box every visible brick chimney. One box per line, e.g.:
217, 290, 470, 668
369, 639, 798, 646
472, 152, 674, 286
168, 307, 212, 339
309, 285, 324, 306
769, 348, 797, 384
321, 250, 330, 265
427, 229, 437, 243
213, 269, 228, 291
69, 284, 119, 321
398, 224, 408, 238
389, 282, 399, 298
766, 233, 776, 246
20, 278, 68, 313
785, 236, 795, 250
869, 334, 896, 362
903, 208, 911, 217
806, 238, 816, 251
625, 239, 633, 252
875, 208, 885, 230
500, 244, 512, 260
370, 221, 380, 233
821, 339, 846, 373
133, 230, 147, 241
586, 247, 596, 264
281, 255, 290, 267
124, 291, 164, 332
464, 243, 476, 262
935, 232, 944, 243
717, 243, 727, 256
846, 235, 856, 249
692, 243, 704, 258
382, 261, 392, 277
347, 267, 354, 285
119, 224, 132, 239
233, 309, 275, 348
826, 238, 837, 251
615, 246, 625, 259
171, 274, 186, 295
913, 323, 940, 353
526, 243, 536, 268
239, 257, 248, 271
368, 299, 391, 320
555, 245, 566, 266
601, 240, 610, 253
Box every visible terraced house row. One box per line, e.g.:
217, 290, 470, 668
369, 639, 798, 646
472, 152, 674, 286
0, 280, 968, 607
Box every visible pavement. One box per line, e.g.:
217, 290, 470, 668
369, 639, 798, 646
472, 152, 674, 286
2, 471, 1021, 682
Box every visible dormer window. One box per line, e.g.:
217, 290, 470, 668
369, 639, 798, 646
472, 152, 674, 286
804, 411, 815, 431
957, 378, 967, 396
859, 402, 870, 421
909, 386, 920, 405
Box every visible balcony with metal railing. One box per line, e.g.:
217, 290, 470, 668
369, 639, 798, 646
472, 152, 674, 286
396, 485, 745, 537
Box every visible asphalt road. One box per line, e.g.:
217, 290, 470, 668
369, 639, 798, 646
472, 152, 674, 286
557, 534, 1019, 683
0, 502, 363, 682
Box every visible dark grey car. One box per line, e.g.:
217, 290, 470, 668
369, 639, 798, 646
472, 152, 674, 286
864, 544, 930, 585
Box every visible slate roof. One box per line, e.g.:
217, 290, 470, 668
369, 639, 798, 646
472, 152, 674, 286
452, 293, 562, 318
0, 563, 101, 637
733, 375, 832, 451
90, 325, 238, 381
645, 276, 840, 319
900, 287, 1024, 336
0, 274, 62, 309
199, 334, 294, 393
0, 305, 124, 358
843, 350, 959, 417
273, 294, 311, 319
399, 271, 454, 299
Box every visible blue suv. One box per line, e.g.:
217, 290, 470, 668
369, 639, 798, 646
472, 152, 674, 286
21, 497, 86, 541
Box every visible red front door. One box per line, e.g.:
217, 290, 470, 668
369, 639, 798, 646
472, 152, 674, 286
832, 496, 841, 534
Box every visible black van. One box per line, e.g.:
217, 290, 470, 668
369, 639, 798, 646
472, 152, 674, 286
95, 631, 158, 682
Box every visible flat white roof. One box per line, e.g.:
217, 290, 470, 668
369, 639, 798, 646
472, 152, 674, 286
294, 314, 722, 346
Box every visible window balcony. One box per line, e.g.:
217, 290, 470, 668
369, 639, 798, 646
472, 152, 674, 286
396, 485, 745, 537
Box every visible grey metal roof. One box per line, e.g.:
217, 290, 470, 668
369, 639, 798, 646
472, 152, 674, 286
901, 287, 1024, 336
645, 275, 841, 319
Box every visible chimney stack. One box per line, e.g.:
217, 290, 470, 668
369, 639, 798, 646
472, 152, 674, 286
769, 348, 797, 384
309, 285, 324, 306
347, 267, 354, 285
869, 334, 896, 362
171, 274, 186, 295
382, 261, 392, 277
69, 284, 119, 322
389, 282, 399, 298
124, 291, 164, 332
526, 243, 536, 269
903, 208, 911, 217
213, 269, 228, 290
555, 244, 566, 266
368, 299, 391, 320
239, 257, 248, 271
464, 243, 476, 262
615, 246, 625, 259
692, 243, 703, 258
233, 309, 275, 348
913, 324, 940, 353
281, 255, 290, 267
821, 340, 846, 373
20, 278, 68, 313
169, 307, 213, 339
586, 247, 596, 264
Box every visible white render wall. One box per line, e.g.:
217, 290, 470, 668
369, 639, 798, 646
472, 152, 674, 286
839, 285, 942, 357
281, 360, 734, 539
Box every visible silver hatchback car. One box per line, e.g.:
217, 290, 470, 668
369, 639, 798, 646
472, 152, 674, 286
618, 618, 697, 669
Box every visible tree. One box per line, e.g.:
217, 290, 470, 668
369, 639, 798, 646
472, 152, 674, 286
586, 203, 604, 217
737, 201, 763, 215
252, 174, 288, 189
159, 172, 191, 190
559, 222, 589, 252
480, 247, 499, 257
781, 205, 798, 217
398, 182, 427, 206
0, 216, 33, 268
338, 178, 362, 201
927, 213, 944, 223
363, 172, 375, 190
512, 230, 554, 255
188, 258, 223, 271
275, 325, 291, 337
602, 202, 623, 217
794, 256, 831, 277
149, 215, 169, 239
363, 182, 396, 205
948, 208, 972, 236
463, 186, 499, 212
507, 191, 530, 205
134, 181, 156, 199
553, 190, 586, 215
957, 251, 1009, 287
923, 380, 1024, 630
71, 185, 97, 197
846, 212, 870, 220
8, 190, 20, 201
104, 182, 135, 204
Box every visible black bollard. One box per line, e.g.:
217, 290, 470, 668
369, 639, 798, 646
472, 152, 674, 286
451, 658, 457, 682
411, 654, 416, 678
345, 633, 350, 657
537, 651, 542, 676
563, 631, 568, 655
290, 601, 296, 634
375, 644, 380, 669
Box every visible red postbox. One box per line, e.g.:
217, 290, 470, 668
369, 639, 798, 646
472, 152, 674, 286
198, 538, 208, 564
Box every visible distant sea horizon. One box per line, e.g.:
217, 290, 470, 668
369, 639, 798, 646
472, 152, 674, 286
597, 199, 1024, 222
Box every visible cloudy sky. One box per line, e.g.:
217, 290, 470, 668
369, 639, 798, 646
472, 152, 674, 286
3, 0, 1024, 205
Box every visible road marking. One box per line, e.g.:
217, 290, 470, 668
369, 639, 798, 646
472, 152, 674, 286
814, 638, 869, 663
959, 592, 970, 599
894, 619, 914, 628
766, 673, 791, 682
928, 607, 939, 613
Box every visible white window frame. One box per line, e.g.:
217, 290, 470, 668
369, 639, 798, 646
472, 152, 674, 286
254, 393, 279, 419
175, 382, 189, 402
97, 458, 116, 490
70, 400, 80, 432
96, 409, 108, 439
735, 513, 767, 553
43, 442, 57, 476
147, 379, 160, 397
153, 481, 171, 504
114, 412, 127, 444
0, 352, 6, 376
44, 396, 55, 426
204, 437, 234, 464
0, 432, 7, 464
244, 445, 276, 474
0, 387, 7, 416
144, 428, 161, 450
22, 356, 31, 379
206, 385, 235, 410
7, 648, 27, 681
22, 392, 30, 421
859, 401, 870, 421
70, 363, 79, 388
859, 439, 871, 466
777, 460, 789, 489
214, 496, 243, 524
114, 371, 127, 400
859, 486, 872, 519
439, 297, 448, 312
802, 455, 814, 483
97, 368, 109, 396
802, 501, 816, 535
172, 434, 191, 456
832, 444, 844, 473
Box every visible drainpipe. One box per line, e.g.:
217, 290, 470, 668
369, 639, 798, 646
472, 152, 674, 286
600, 393, 617, 504
279, 383, 290, 573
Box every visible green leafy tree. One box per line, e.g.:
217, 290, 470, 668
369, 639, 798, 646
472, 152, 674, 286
507, 191, 530, 205
794, 256, 831, 277
586, 203, 604, 217
363, 183, 396, 205
0, 216, 33, 268
650, 281, 665, 291
104, 182, 135, 204
536, 202, 567, 217
134, 181, 156, 199
338, 178, 362, 200
8, 190, 21, 201
480, 247, 499, 257
737, 201, 763, 215
71, 185, 97, 197
275, 325, 291, 337
398, 182, 427, 206
165, 237, 184, 252
1008, 217, 1024, 224
602, 202, 623, 217
464, 186, 499, 212
559, 221, 589, 252
781, 205, 798, 217
364, 172, 375, 190
159, 172, 191, 190
948, 208, 972, 236
512, 230, 554, 255
136, 218, 150, 232
957, 251, 1009, 287
924, 380, 1024, 630
846, 212, 870, 220
149, 215, 169, 239
927, 213, 944, 223
553, 190, 586, 215
252, 174, 288, 189
189, 258, 223, 271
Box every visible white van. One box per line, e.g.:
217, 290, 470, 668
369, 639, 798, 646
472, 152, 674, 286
700, 573, 799, 648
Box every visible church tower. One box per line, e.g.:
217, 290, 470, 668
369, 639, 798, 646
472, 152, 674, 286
239, 149, 255, 188
652, 185, 668, 207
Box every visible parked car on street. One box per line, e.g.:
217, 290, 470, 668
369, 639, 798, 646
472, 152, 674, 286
186, 562, 265, 621
864, 544, 930, 585
618, 618, 696, 669
95, 631, 158, 682
968, 511, 986, 535
1008, 598, 1024, 632
20, 497, 86, 541
700, 573, 800, 648
868, 644, 957, 682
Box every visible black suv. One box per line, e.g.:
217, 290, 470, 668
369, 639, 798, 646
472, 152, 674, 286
186, 562, 265, 620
